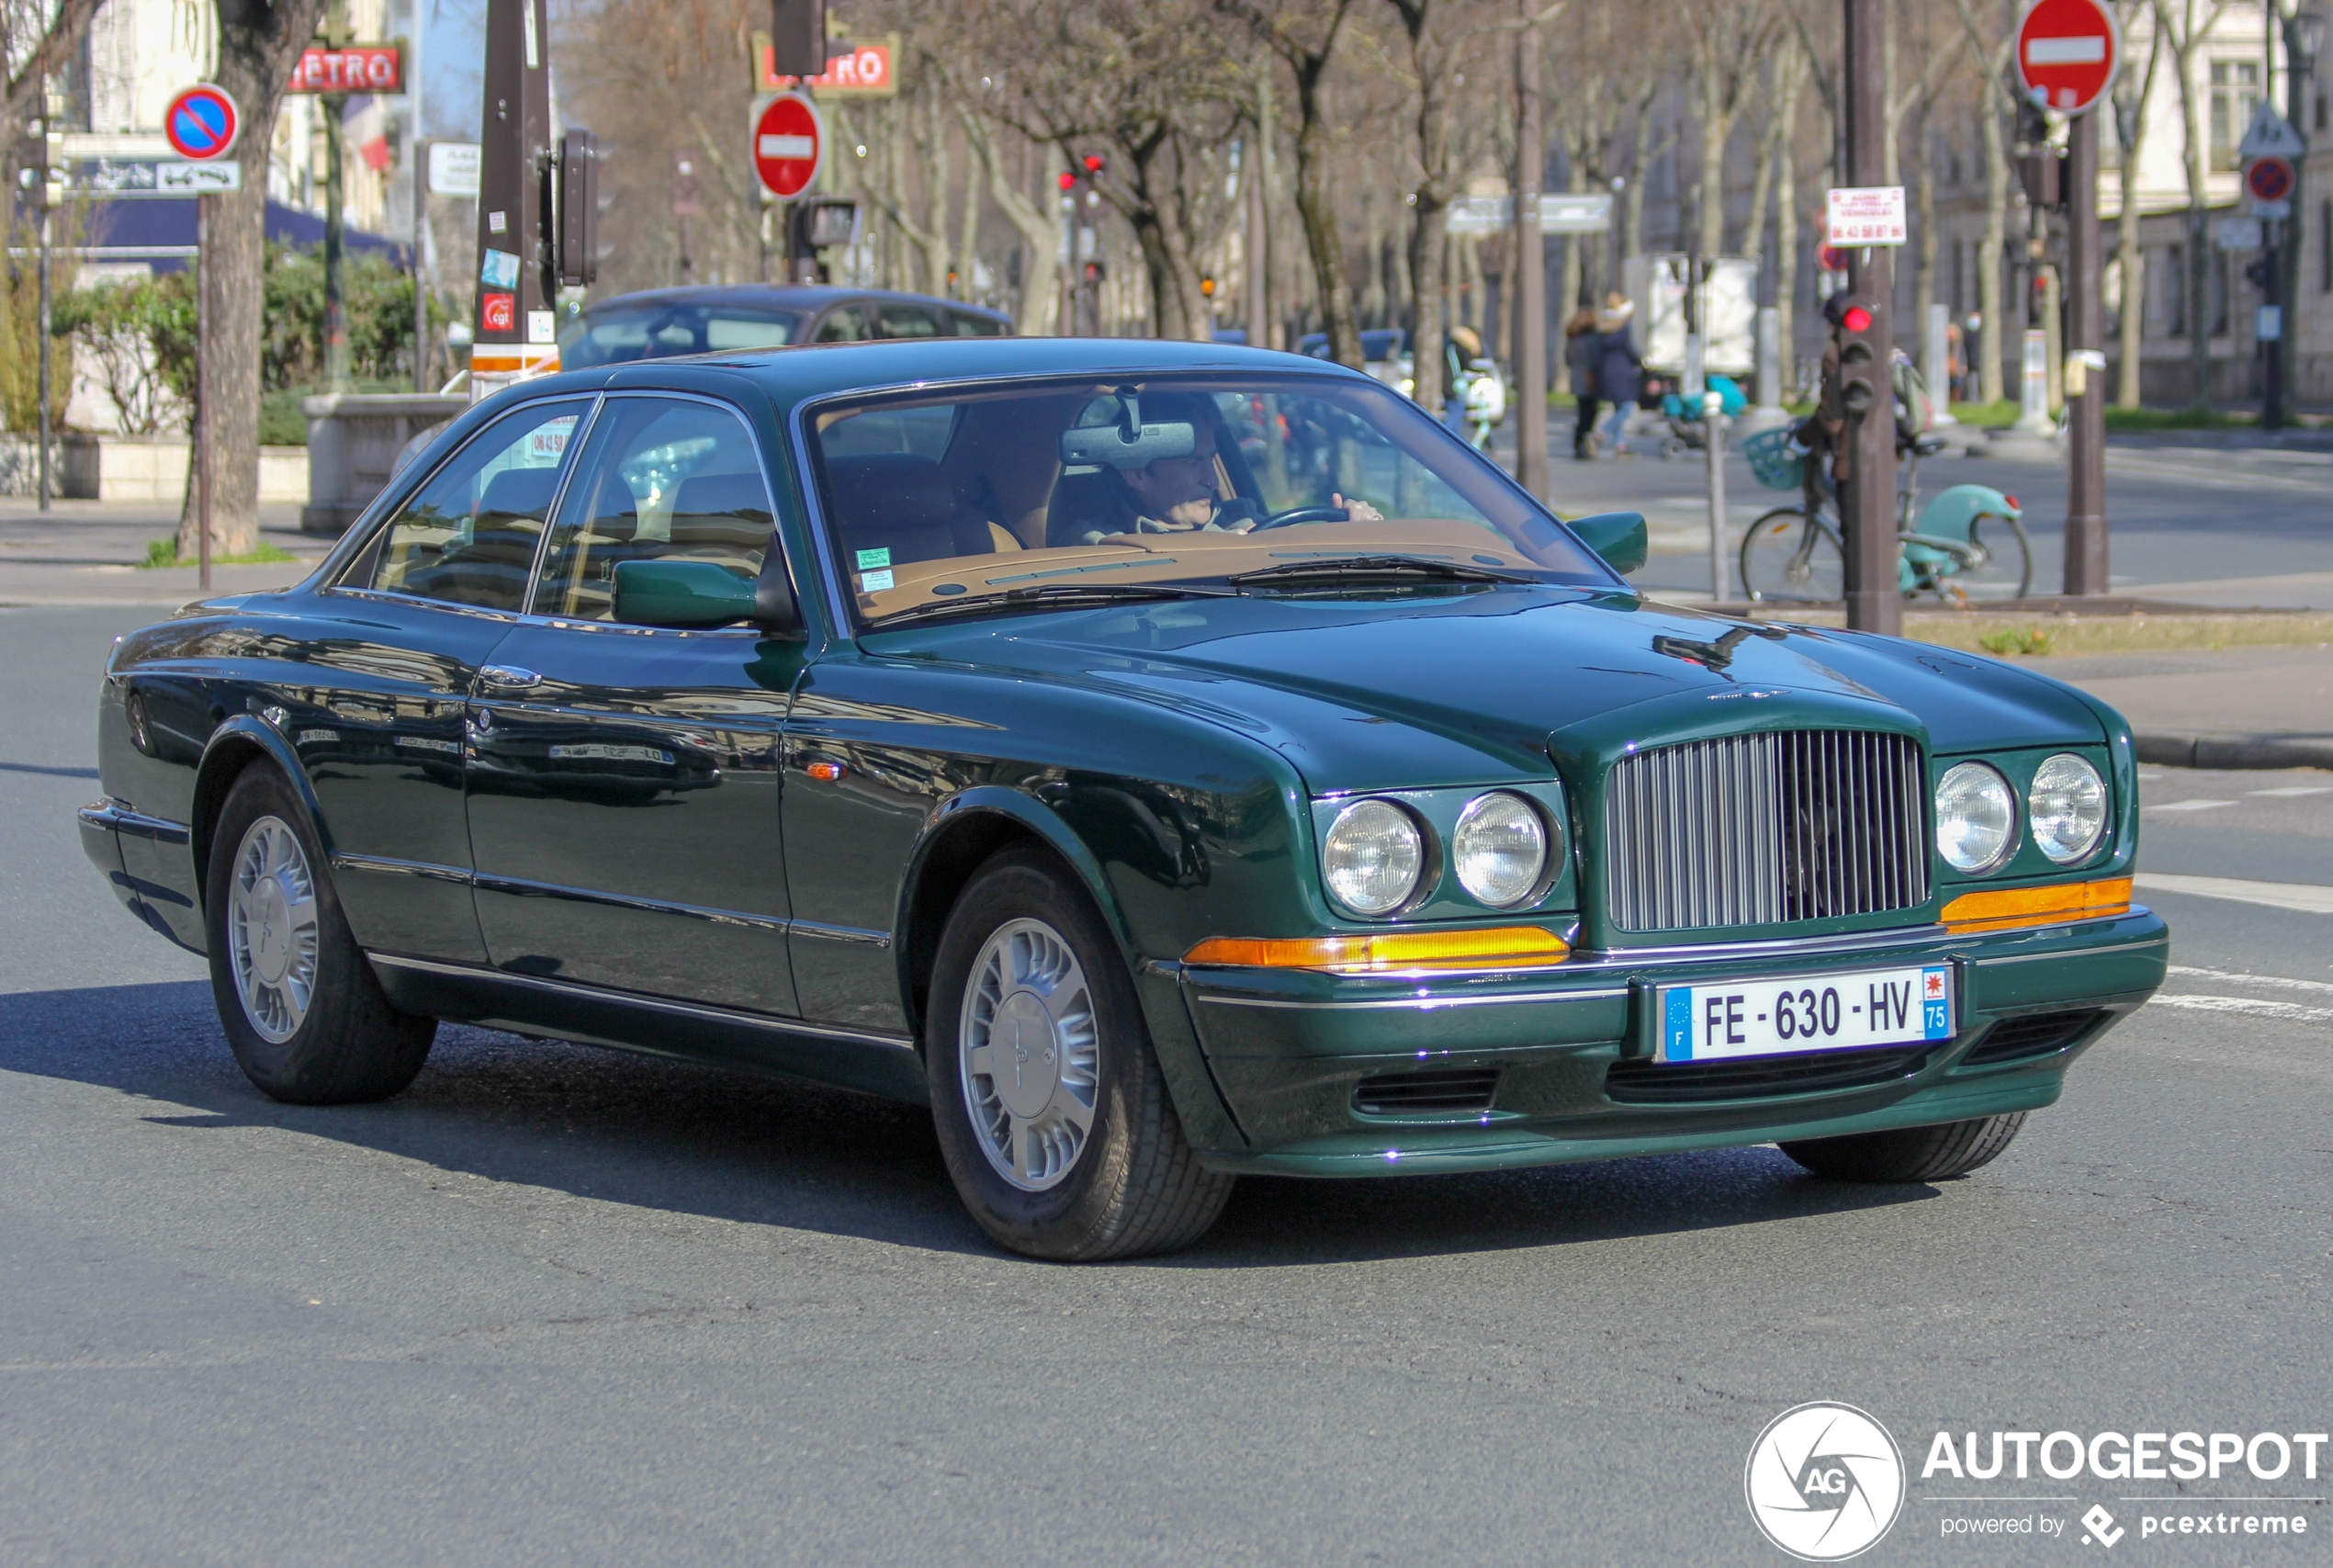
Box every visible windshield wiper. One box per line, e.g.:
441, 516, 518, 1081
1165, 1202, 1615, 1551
1225, 554, 1538, 588
868, 581, 1238, 629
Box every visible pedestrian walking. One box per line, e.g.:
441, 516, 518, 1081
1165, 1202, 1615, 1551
1563, 306, 1602, 459
1594, 293, 1642, 454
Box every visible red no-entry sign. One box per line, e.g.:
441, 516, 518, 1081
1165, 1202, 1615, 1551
163, 84, 242, 161
2014, 0, 2120, 116
752, 93, 824, 200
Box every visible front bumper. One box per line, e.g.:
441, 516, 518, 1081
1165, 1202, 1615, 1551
1170, 908, 2168, 1176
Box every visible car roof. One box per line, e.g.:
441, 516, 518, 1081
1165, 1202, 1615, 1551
579, 283, 1009, 323
517, 336, 1369, 412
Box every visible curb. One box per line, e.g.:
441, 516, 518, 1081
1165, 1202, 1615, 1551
2136, 732, 2333, 771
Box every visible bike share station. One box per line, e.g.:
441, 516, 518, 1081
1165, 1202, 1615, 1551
1716, 0, 2129, 624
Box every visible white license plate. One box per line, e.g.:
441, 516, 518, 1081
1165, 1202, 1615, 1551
1655, 964, 1955, 1063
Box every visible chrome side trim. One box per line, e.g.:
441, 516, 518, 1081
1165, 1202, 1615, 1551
787, 917, 895, 949
1195, 985, 1631, 1012
79, 801, 191, 844
1972, 931, 2167, 966
368, 953, 916, 1051
470, 871, 790, 932
331, 852, 475, 886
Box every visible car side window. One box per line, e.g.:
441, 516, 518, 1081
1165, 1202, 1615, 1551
950, 311, 1006, 337
531, 398, 774, 621
358, 399, 589, 610
813, 306, 872, 343
873, 303, 942, 339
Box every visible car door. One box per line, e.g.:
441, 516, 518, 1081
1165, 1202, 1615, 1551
463, 392, 805, 1015
304, 396, 592, 962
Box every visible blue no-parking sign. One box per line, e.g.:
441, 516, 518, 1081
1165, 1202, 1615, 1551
163, 85, 242, 162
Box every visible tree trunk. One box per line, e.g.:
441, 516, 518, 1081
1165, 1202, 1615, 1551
964, 112, 1060, 335
181, 0, 330, 559
1290, 70, 1362, 367
1913, 115, 1936, 362
1977, 90, 2009, 404
2176, 38, 2213, 408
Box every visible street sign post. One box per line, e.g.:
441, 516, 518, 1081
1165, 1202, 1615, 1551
2013, 0, 2120, 115
60, 159, 242, 196
162, 85, 241, 162
2236, 105, 2305, 427
427, 141, 481, 197
752, 93, 824, 199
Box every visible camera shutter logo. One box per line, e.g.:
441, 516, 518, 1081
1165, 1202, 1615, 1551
1744, 1402, 1906, 1561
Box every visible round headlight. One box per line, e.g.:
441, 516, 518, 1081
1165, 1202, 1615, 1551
2028, 752, 2107, 864
1322, 798, 1425, 916
1935, 761, 2018, 874
1452, 791, 1548, 907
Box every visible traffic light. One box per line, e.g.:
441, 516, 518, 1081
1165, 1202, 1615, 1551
1082, 153, 1106, 176
555, 130, 599, 287
1200, 275, 1216, 298
1824, 292, 1886, 416
1082, 260, 1105, 286
1057, 170, 1076, 191
2244, 256, 2273, 289
770, 0, 827, 76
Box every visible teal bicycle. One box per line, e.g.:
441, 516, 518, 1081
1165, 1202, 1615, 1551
1737, 426, 2032, 604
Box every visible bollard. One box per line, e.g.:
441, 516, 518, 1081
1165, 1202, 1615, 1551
2010, 329, 2054, 435
1924, 302, 1956, 425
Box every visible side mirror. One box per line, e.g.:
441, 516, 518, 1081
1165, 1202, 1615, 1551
1566, 511, 1648, 576
613, 559, 759, 628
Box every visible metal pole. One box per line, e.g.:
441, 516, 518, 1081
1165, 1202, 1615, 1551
1245, 135, 1268, 351
2064, 107, 2107, 594
413, 139, 431, 391
1842, 0, 1899, 636
1513, 0, 1549, 502
37, 92, 51, 512
2262, 222, 2284, 431
2278, 21, 2308, 423
197, 193, 212, 594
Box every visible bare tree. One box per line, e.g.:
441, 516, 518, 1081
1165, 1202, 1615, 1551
1683, 0, 1779, 257
2112, 0, 2165, 407
1220, 0, 1367, 366
2151, 0, 2224, 408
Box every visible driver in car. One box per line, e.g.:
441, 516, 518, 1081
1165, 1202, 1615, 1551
1064, 392, 1384, 546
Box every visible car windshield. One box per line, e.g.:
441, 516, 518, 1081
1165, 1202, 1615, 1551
806, 373, 1616, 629
560, 303, 805, 367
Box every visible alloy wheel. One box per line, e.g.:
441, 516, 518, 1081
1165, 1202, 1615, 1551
226, 814, 320, 1044
959, 916, 1100, 1191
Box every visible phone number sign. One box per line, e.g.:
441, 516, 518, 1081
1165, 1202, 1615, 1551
1826, 186, 1908, 247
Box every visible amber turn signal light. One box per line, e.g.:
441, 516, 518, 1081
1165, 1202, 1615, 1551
1939, 876, 2133, 932
1183, 926, 1570, 974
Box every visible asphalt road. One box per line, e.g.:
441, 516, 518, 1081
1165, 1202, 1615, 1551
5, 604, 2328, 1566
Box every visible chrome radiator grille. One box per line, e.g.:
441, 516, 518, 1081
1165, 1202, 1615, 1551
1603, 730, 1929, 932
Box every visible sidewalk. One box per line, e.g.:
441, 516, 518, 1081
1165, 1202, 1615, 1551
2019, 645, 2333, 769
0, 498, 321, 606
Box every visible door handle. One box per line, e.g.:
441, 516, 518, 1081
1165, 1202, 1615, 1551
479, 664, 541, 691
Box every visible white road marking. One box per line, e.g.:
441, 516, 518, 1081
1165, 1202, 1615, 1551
2147, 994, 2333, 1025
2135, 872, 2333, 914
2168, 964, 2333, 996
2144, 799, 2236, 812
2248, 785, 2333, 798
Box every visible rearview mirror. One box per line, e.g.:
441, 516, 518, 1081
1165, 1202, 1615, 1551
1566, 511, 1648, 576
613, 558, 758, 628
1059, 420, 1196, 471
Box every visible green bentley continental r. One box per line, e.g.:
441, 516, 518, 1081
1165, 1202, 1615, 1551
78, 339, 2167, 1258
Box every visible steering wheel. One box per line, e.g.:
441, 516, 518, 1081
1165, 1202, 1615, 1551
1253, 505, 1351, 531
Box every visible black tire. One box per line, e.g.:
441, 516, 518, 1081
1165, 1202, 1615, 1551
926, 847, 1234, 1260
1779, 1112, 2027, 1183
204, 762, 434, 1104
1739, 506, 1844, 604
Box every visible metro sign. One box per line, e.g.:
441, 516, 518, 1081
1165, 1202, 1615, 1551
2015, 0, 2120, 116
287, 45, 403, 94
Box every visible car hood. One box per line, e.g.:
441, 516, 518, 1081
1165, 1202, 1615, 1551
871, 588, 2112, 792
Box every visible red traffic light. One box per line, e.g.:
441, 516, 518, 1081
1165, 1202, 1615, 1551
1057, 171, 1076, 191
1842, 305, 1873, 333
1082, 153, 1105, 175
